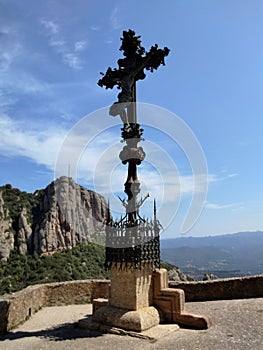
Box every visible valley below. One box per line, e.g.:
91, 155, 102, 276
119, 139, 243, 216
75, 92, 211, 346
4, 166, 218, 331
161, 231, 263, 280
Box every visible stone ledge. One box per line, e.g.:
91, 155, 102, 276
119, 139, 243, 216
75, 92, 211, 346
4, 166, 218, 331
78, 315, 180, 341
0, 279, 110, 334
1, 274, 262, 334
92, 305, 160, 332
169, 274, 263, 301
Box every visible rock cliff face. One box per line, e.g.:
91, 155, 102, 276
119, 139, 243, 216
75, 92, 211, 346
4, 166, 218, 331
33, 177, 109, 255
167, 267, 190, 282
0, 177, 109, 259
17, 207, 33, 255
0, 191, 14, 260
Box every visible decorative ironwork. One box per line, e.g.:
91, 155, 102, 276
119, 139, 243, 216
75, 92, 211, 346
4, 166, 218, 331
98, 30, 169, 269
105, 213, 161, 270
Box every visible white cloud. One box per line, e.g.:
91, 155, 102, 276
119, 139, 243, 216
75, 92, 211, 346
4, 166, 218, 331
227, 173, 238, 178
1, 71, 51, 95
75, 136, 220, 205
110, 7, 122, 30
50, 39, 66, 50
0, 44, 21, 73
205, 201, 237, 210
0, 24, 51, 96
0, 112, 240, 232
0, 114, 66, 169
0, 90, 17, 109
74, 41, 87, 52
40, 19, 85, 70
90, 26, 100, 31
0, 26, 12, 35
63, 53, 82, 70
40, 19, 59, 34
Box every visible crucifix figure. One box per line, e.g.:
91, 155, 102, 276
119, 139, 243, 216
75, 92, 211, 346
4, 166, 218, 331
98, 29, 170, 127
98, 29, 169, 224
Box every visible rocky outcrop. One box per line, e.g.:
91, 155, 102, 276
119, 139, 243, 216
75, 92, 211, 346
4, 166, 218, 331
203, 273, 218, 281
0, 177, 110, 259
33, 177, 109, 255
167, 267, 190, 282
0, 191, 14, 260
17, 207, 33, 255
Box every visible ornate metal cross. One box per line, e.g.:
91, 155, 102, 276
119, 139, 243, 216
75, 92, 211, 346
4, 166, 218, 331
98, 29, 169, 126
98, 30, 169, 269
98, 29, 169, 224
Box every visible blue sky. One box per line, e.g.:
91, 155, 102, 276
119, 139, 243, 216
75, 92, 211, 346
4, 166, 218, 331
0, 0, 263, 237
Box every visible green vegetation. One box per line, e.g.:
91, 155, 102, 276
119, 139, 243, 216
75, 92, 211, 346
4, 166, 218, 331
0, 184, 41, 230
0, 243, 109, 295
160, 260, 179, 271
0, 241, 182, 296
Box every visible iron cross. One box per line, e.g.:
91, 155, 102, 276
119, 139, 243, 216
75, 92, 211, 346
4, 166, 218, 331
98, 29, 170, 125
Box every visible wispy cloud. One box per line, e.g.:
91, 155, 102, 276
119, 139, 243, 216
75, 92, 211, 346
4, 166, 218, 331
0, 43, 21, 73
110, 7, 122, 30
40, 18, 87, 70
0, 114, 66, 169
90, 26, 100, 31
2, 71, 51, 95
0, 110, 238, 213
74, 41, 87, 52
1, 112, 240, 232
63, 53, 82, 70
205, 201, 240, 210
40, 19, 58, 34
0, 25, 12, 35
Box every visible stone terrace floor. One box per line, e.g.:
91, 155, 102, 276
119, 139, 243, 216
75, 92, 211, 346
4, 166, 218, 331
0, 298, 262, 350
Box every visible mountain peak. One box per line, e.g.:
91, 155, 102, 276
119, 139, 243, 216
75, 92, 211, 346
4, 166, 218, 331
0, 178, 109, 260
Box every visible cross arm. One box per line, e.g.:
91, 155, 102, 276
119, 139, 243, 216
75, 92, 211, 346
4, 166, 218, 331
133, 45, 170, 79
98, 67, 122, 89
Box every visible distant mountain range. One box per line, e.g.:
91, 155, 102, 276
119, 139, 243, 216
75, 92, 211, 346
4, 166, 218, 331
160, 231, 263, 279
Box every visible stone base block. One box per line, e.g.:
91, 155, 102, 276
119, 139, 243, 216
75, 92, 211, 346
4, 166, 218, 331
92, 298, 108, 314
153, 269, 212, 329
78, 317, 180, 341
175, 312, 212, 329
92, 305, 160, 332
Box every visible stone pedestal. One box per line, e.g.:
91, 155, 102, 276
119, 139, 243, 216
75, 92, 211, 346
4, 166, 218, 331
92, 263, 160, 331
110, 263, 153, 310
92, 268, 212, 332
93, 305, 160, 332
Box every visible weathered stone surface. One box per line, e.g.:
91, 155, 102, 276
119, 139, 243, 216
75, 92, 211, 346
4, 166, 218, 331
44, 280, 93, 306
17, 207, 33, 255
33, 176, 109, 255
110, 263, 153, 310
3, 284, 46, 333
170, 274, 263, 301
91, 280, 110, 300
92, 298, 109, 314
0, 191, 14, 260
0, 279, 110, 334
79, 317, 180, 341
153, 269, 212, 329
203, 273, 218, 280
167, 267, 190, 281
1, 276, 263, 335
92, 305, 160, 332
0, 177, 109, 259
93, 267, 211, 332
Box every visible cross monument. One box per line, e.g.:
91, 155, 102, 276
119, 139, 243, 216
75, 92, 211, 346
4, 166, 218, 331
89, 30, 211, 333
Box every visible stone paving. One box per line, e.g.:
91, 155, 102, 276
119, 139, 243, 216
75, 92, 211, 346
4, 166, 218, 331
0, 298, 262, 350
